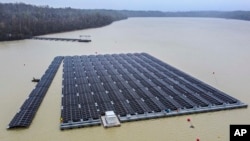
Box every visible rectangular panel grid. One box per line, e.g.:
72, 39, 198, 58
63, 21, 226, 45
8, 56, 63, 129
60, 53, 247, 130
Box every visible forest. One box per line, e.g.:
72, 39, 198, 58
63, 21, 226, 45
1, 3, 250, 41
0, 3, 127, 41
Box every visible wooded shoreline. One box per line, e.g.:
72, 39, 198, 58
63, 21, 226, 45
0, 3, 127, 41
1, 3, 250, 41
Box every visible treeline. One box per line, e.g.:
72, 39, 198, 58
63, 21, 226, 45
120, 10, 166, 17
165, 11, 250, 20
1, 3, 250, 41
120, 10, 250, 21
0, 3, 127, 41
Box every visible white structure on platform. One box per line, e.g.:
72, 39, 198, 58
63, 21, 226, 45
101, 111, 121, 128
105, 111, 117, 124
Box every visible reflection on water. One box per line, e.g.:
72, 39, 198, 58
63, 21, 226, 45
0, 18, 250, 141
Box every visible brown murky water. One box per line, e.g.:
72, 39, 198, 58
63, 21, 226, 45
0, 18, 249, 141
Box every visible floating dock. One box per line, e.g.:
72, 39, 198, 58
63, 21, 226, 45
7, 56, 63, 129
31, 36, 91, 42
60, 53, 247, 130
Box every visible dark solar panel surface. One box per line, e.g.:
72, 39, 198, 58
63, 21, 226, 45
8, 56, 63, 129
60, 53, 246, 129
7, 53, 246, 130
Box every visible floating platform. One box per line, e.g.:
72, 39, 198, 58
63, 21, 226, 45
60, 53, 247, 130
31, 36, 91, 42
6, 53, 247, 130
101, 111, 121, 128
7, 56, 64, 129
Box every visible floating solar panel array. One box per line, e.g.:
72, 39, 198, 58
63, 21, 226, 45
8, 56, 63, 129
60, 53, 247, 129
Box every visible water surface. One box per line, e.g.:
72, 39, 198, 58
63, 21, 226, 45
0, 18, 250, 141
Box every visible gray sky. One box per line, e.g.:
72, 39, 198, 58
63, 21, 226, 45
1, 0, 250, 11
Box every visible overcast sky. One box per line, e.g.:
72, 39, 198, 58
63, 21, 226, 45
1, 0, 250, 11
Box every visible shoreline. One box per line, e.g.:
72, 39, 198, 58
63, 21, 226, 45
2, 16, 250, 42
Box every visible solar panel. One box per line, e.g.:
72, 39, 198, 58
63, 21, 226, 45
60, 53, 247, 130
8, 56, 63, 129
7, 53, 246, 130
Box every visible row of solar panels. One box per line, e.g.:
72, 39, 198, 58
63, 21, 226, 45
61, 54, 241, 124
62, 99, 161, 123
61, 82, 217, 124
124, 53, 239, 105
63, 53, 237, 107
63, 53, 144, 63
137, 53, 238, 104
8, 56, 63, 129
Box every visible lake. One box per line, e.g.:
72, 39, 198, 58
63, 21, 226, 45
0, 18, 250, 141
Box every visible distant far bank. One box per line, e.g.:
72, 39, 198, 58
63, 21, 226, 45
1, 3, 250, 41
121, 10, 250, 20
